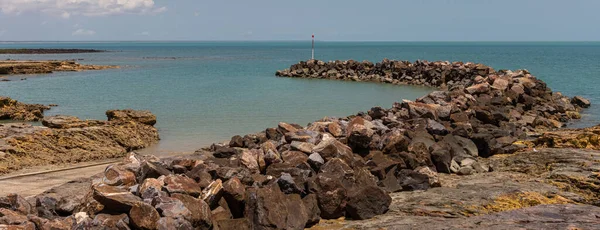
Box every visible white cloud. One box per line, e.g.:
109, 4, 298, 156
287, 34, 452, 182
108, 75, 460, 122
194, 11, 199, 16
138, 31, 150, 36
41, 21, 48, 25
0, 30, 6, 36
73, 23, 80, 28
0, 0, 167, 17
72, 28, 95, 36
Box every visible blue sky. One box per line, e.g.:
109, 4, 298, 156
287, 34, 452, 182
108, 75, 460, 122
0, 0, 598, 41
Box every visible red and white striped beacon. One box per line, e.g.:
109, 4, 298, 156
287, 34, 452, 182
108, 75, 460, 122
311, 33, 315, 60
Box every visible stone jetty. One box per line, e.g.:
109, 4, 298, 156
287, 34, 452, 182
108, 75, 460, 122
0, 59, 596, 229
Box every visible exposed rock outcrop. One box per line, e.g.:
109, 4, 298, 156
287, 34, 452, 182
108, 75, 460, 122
0, 97, 50, 121
0, 110, 159, 174
0, 60, 118, 75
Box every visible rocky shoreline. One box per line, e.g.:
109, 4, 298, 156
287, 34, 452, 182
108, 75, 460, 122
0, 49, 105, 54
0, 59, 597, 229
0, 60, 118, 76
0, 109, 159, 175
0, 97, 50, 121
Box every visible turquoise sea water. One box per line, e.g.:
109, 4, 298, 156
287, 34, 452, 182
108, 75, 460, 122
1, 42, 599, 154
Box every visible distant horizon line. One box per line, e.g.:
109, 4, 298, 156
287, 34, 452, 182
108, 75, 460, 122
1, 40, 600, 43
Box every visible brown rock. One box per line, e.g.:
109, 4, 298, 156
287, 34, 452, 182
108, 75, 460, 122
102, 164, 137, 186
572, 96, 591, 108
171, 193, 212, 229
156, 217, 193, 230
327, 122, 343, 137
222, 177, 246, 218
129, 202, 160, 230
302, 194, 321, 227
214, 218, 250, 230
290, 141, 315, 154
138, 161, 172, 182
277, 122, 299, 133
163, 175, 202, 197
346, 185, 391, 220
201, 179, 224, 209
245, 185, 309, 229
313, 134, 354, 163
0, 194, 33, 215
106, 109, 157, 125
91, 213, 130, 230
240, 149, 260, 174
138, 178, 165, 200
92, 184, 141, 213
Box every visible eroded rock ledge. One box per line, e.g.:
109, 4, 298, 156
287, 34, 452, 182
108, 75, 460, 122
0, 60, 118, 75
0, 110, 159, 175
0, 59, 596, 229
0, 97, 50, 121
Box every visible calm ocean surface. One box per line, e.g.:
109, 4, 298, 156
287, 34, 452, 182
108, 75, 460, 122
1, 42, 599, 154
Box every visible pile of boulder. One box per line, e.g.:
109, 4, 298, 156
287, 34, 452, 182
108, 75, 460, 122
0, 59, 592, 229
0, 97, 50, 121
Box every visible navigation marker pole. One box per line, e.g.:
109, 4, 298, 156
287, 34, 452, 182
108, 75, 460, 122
311, 33, 315, 60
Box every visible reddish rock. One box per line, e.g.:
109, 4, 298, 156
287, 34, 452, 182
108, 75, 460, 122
102, 164, 137, 186
153, 195, 192, 219
222, 177, 246, 218
163, 175, 202, 197
91, 184, 141, 213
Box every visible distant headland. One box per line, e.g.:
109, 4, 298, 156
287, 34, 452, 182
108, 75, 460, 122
0, 48, 106, 54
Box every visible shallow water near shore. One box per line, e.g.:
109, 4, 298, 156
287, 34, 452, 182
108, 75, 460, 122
1, 41, 599, 154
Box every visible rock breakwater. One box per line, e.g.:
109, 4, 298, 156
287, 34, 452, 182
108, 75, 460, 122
276, 59, 496, 88
0, 110, 159, 175
0, 60, 118, 75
